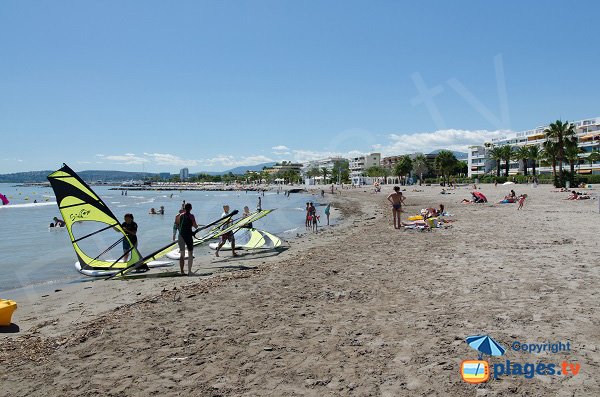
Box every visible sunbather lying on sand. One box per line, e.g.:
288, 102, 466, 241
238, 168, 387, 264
566, 190, 591, 200
423, 204, 445, 218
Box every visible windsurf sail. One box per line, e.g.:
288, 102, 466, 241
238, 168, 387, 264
106, 210, 240, 279
208, 228, 282, 250
0, 193, 8, 205
202, 209, 273, 242
47, 164, 142, 271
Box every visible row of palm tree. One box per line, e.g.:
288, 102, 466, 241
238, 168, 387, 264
486, 120, 600, 187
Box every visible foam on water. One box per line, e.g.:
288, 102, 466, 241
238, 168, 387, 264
0, 201, 56, 209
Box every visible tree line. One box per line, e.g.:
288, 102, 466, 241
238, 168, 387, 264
486, 120, 600, 187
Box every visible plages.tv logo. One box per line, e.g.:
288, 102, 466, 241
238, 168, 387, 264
460, 335, 505, 384
461, 335, 581, 383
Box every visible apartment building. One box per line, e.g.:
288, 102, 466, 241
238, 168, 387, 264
468, 117, 600, 177
350, 153, 381, 185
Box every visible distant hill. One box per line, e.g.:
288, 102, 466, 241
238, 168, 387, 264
427, 149, 468, 160
0, 170, 159, 183
0, 170, 55, 183
218, 162, 276, 175
0, 162, 278, 183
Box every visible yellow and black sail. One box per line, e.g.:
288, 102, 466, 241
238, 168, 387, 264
47, 164, 142, 270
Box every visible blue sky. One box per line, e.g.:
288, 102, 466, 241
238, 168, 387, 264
1, 0, 598, 173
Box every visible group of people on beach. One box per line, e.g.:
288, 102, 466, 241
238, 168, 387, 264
496, 189, 527, 208
171, 201, 250, 275
304, 201, 331, 232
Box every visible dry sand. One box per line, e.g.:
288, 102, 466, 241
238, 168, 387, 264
1, 184, 600, 396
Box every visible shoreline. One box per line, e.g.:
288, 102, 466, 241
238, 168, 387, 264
0, 190, 349, 336
2, 185, 600, 396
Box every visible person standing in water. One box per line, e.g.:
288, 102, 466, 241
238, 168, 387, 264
174, 203, 198, 275
305, 202, 311, 229
215, 205, 238, 257
257, 196, 262, 211
324, 203, 331, 226
308, 202, 318, 232
53, 217, 66, 227
387, 186, 406, 229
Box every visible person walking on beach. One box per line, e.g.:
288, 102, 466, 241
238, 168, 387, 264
387, 186, 406, 229
174, 203, 198, 275
324, 203, 331, 226
215, 205, 238, 258
517, 194, 527, 210
257, 196, 262, 211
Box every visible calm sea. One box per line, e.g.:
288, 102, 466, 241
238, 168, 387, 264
0, 182, 319, 296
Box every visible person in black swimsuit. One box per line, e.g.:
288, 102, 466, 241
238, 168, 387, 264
175, 203, 198, 275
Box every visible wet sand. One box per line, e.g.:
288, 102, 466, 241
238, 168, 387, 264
1, 184, 599, 396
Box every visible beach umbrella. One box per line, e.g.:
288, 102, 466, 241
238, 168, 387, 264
466, 335, 505, 358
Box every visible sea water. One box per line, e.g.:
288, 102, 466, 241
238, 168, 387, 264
0, 183, 321, 295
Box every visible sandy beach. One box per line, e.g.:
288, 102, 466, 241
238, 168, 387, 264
1, 184, 599, 396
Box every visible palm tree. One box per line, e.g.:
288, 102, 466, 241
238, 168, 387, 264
394, 155, 413, 185
544, 120, 576, 187
488, 146, 503, 177
499, 145, 513, 177
433, 150, 458, 185
564, 138, 582, 181
515, 146, 530, 176
307, 167, 320, 185
542, 140, 559, 185
527, 145, 541, 176
321, 167, 329, 184
412, 154, 429, 185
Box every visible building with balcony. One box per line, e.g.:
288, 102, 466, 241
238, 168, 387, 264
301, 157, 345, 185
350, 153, 381, 185
467, 117, 600, 178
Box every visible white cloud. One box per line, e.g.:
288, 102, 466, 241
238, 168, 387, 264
198, 155, 275, 168
93, 152, 200, 167
272, 145, 289, 151
143, 153, 201, 167
284, 149, 366, 163
101, 153, 149, 165
383, 129, 510, 155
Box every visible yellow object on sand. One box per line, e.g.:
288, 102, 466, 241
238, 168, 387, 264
0, 299, 17, 326
408, 215, 423, 221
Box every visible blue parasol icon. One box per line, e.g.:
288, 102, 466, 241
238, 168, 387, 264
466, 335, 506, 359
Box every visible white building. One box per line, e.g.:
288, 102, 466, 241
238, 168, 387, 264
179, 168, 189, 181
350, 153, 381, 185
302, 156, 345, 185
468, 117, 600, 178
